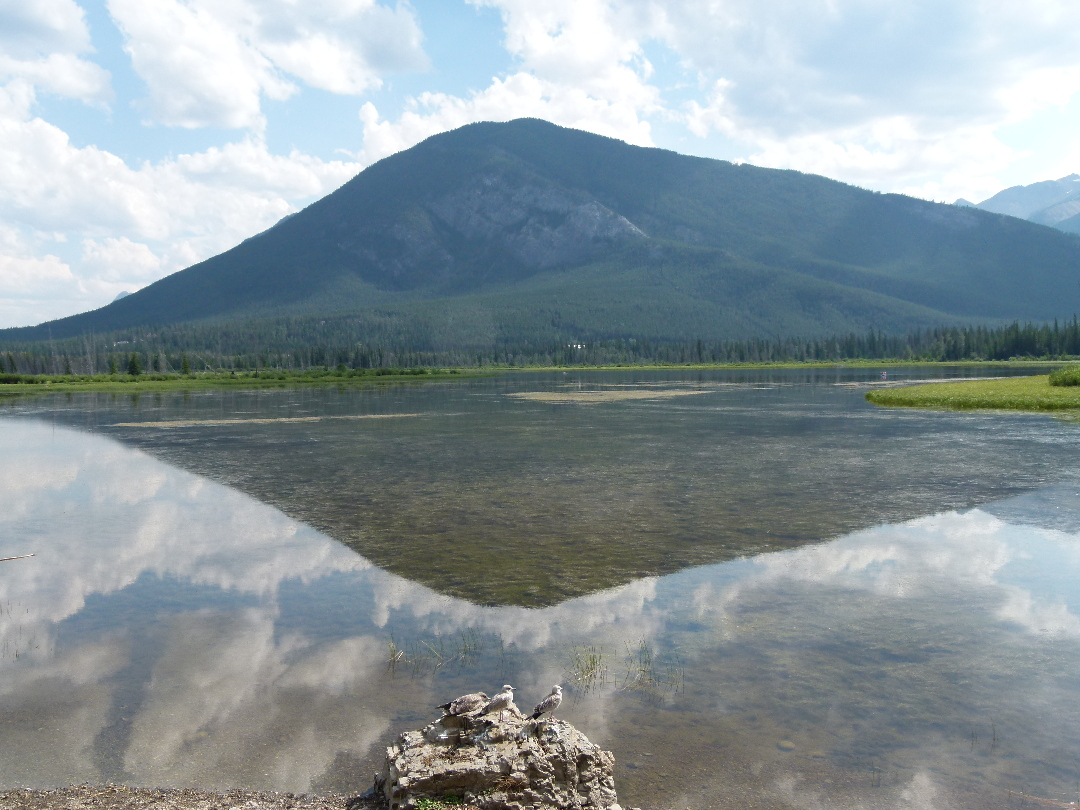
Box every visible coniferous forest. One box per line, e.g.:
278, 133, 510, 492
2, 319, 1080, 377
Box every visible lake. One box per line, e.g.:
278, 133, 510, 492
2, 367, 1079, 809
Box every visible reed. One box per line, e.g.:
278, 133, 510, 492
385, 630, 484, 675
617, 639, 684, 694
565, 645, 609, 693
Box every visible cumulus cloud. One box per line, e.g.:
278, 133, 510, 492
0, 0, 111, 105
357, 73, 655, 164
656, 0, 1080, 199
355, 0, 1080, 203
0, 222, 86, 326
355, 0, 661, 162
107, 0, 427, 130
0, 79, 359, 326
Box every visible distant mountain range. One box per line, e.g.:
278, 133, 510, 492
5, 119, 1080, 349
957, 174, 1080, 235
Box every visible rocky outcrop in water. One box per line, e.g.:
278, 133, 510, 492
380, 700, 630, 810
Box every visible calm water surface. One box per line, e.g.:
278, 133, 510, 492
2, 367, 1080, 809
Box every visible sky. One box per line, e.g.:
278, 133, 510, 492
1, 0, 1080, 328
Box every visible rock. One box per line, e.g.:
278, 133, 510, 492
381, 701, 621, 810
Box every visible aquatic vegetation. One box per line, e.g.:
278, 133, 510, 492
866, 374, 1080, 411
565, 645, 609, 693
385, 631, 484, 675
1049, 364, 1080, 386
617, 640, 684, 695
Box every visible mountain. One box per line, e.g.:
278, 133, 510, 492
968, 174, 1080, 235
6, 119, 1080, 348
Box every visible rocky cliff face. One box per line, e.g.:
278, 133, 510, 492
333, 159, 647, 291
428, 173, 646, 270
380, 701, 628, 810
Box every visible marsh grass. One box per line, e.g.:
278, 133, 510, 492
564, 645, 610, 694
0, 600, 35, 663
1050, 364, 1080, 386
386, 630, 484, 675
616, 640, 685, 695
0, 367, 472, 396
866, 375, 1080, 412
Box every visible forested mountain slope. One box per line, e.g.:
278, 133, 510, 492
6, 119, 1080, 346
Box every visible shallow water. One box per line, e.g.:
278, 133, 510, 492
2, 368, 1080, 808
7, 366, 1077, 606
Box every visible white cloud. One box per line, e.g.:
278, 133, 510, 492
0, 0, 111, 105
356, 0, 660, 163
0, 80, 359, 325
80, 237, 163, 283
350, 0, 1080, 203
0, 252, 78, 299
108, 0, 295, 130
0, 223, 86, 326
655, 0, 1080, 199
477, 0, 660, 109
743, 117, 1017, 202
358, 73, 655, 164
96, 0, 1080, 202
107, 0, 427, 130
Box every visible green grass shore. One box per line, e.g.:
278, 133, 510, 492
866, 374, 1080, 411
0, 366, 478, 395
0, 359, 1073, 397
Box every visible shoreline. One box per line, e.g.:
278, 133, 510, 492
0, 785, 380, 810
0, 359, 1066, 397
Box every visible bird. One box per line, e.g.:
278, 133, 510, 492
437, 691, 489, 715
529, 685, 563, 721
480, 684, 515, 715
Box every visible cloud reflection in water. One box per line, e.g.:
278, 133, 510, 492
2, 419, 1080, 808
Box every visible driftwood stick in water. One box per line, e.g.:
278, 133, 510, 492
0, 554, 34, 563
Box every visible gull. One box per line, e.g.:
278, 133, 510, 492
437, 691, 489, 715
529, 685, 563, 721
480, 685, 515, 715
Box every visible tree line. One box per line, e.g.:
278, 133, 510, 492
4, 319, 1080, 376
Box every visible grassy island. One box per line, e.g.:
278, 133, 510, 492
866, 370, 1080, 412
0, 365, 474, 396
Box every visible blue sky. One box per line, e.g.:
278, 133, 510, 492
2, 0, 1080, 327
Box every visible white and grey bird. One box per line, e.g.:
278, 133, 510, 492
480, 684, 515, 715
529, 685, 563, 721
437, 691, 489, 715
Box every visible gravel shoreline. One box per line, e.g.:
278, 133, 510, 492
0, 786, 381, 810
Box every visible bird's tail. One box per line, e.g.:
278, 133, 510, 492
529, 710, 542, 720
437, 702, 452, 711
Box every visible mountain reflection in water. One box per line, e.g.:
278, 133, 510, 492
13, 367, 1080, 607
2, 417, 1080, 809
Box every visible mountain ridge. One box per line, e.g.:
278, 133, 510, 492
965, 173, 1080, 235
5, 119, 1080, 347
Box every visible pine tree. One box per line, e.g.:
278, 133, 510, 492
127, 352, 142, 376
181, 354, 191, 375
